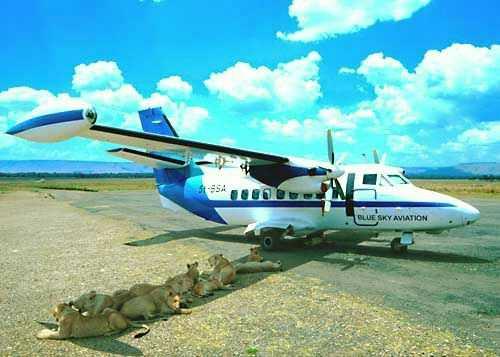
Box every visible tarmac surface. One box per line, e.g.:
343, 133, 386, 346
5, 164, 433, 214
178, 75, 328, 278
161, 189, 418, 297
0, 189, 498, 356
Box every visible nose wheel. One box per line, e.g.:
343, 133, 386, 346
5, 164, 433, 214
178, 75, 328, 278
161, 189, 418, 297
390, 232, 414, 254
260, 235, 281, 251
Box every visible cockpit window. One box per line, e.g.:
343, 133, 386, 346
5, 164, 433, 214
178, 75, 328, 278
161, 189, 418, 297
362, 174, 377, 185
387, 174, 409, 185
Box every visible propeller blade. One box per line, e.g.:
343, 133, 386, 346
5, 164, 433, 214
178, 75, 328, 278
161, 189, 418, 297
323, 199, 331, 213
373, 149, 380, 164
327, 129, 334, 164
336, 153, 347, 166
380, 153, 387, 165
334, 178, 346, 200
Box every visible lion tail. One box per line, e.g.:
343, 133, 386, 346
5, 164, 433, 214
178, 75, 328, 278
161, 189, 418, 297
129, 322, 150, 338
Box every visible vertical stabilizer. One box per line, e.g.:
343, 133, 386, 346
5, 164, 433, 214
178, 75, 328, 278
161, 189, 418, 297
138, 107, 178, 137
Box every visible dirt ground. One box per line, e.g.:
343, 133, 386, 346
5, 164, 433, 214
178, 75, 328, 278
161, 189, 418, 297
0, 190, 498, 356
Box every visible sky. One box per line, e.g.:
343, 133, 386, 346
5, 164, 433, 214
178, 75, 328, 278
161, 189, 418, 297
0, 0, 499, 166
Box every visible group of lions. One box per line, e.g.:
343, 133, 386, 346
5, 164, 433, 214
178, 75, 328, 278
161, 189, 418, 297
36, 247, 282, 340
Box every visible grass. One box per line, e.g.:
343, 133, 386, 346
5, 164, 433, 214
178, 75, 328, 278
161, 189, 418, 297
0, 178, 498, 198
414, 179, 500, 198
0, 178, 155, 193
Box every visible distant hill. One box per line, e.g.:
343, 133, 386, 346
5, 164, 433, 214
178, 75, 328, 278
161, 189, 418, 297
0, 160, 151, 174
404, 162, 499, 178
0, 160, 498, 178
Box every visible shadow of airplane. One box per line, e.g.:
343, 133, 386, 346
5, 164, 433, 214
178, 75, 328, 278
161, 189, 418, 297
125, 226, 490, 265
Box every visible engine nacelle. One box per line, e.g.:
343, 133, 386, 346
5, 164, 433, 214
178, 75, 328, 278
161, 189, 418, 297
6, 108, 97, 143
277, 175, 329, 194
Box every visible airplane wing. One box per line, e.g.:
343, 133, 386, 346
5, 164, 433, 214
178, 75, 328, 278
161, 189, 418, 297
85, 125, 289, 166
5, 108, 289, 166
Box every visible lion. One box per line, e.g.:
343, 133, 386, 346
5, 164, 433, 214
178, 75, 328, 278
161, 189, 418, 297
248, 246, 264, 262
208, 254, 236, 285
120, 287, 190, 320
235, 260, 283, 274
128, 283, 163, 297
164, 262, 200, 295
192, 276, 232, 297
69, 291, 114, 317
36, 303, 149, 340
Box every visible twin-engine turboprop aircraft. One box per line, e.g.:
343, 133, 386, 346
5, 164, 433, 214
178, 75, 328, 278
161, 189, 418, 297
6, 107, 480, 252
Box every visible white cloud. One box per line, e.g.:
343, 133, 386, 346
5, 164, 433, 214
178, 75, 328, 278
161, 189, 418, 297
277, 0, 431, 42
456, 121, 500, 146
204, 51, 321, 112
259, 105, 361, 143
0, 60, 210, 156
348, 44, 500, 127
72, 61, 124, 92
156, 76, 193, 100
388, 135, 425, 153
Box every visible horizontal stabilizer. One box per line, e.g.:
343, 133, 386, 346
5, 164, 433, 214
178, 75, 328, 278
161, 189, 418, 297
107, 148, 186, 169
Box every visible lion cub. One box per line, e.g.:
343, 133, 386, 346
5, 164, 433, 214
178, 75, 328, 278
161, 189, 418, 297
120, 287, 190, 320
208, 254, 236, 285
70, 291, 115, 317
235, 260, 283, 273
36, 303, 149, 339
192, 276, 232, 297
165, 262, 200, 295
248, 247, 264, 262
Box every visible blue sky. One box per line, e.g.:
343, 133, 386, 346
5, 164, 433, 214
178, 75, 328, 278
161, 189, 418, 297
0, 0, 499, 166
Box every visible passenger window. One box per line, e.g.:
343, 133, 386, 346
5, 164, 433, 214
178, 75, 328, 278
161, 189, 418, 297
252, 189, 260, 200
363, 174, 377, 185
315, 193, 325, 200
277, 190, 285, 199
289, 192, 298, 200
241, 189, 249, 200
263, 188, 271, 200
230, 190, 238, 200
303, 193, 313, 199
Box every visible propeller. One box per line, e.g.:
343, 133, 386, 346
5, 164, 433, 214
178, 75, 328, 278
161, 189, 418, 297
322, 130, 346, 216
373, 149, 387, 165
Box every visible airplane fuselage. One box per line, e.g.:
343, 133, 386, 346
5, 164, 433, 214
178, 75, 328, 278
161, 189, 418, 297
158, 164, 480, 236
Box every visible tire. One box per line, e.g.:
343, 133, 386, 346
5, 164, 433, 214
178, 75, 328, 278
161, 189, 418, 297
390, 238, 408, 254
260, 235, 281, 251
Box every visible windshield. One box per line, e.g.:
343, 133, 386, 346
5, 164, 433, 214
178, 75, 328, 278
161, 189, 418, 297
387, 174, 409, 185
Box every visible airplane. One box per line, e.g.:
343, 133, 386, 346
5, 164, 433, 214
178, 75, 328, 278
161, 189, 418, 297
5, 107, 480, 253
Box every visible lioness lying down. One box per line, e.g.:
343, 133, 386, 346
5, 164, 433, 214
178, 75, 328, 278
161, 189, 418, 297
70, 289, 137, 317
235, 260, 283, 273
36, 303, 149, 340
248, 247, 264, 262
192, 276, 233, 297
120, 287, 191, 320
164, 261, 200, 295
208, 254, 236, 285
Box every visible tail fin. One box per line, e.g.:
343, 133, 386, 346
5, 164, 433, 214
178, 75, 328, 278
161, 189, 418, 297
138, 107, 178, 137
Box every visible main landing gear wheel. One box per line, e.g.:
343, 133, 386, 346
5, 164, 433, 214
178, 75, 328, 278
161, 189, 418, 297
390, 238, 408, 254
260, 236, 281, 251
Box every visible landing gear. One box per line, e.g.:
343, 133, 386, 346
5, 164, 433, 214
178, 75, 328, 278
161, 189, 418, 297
390, 232, 414, 254
260, 235, 281, 251
390, 238, 408, 253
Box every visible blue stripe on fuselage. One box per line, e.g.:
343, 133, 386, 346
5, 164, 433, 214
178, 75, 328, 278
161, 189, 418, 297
204, 200, 455, 208
6, 110, 84, 135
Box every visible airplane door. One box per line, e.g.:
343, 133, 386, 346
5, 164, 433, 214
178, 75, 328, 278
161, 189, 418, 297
345, 173, 355, 217
353, 188, 379, 227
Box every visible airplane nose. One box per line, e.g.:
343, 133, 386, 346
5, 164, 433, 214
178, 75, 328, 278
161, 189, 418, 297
462, 204, 480, 225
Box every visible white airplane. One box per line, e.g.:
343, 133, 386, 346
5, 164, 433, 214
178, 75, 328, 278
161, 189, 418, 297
6, 107, 480, 253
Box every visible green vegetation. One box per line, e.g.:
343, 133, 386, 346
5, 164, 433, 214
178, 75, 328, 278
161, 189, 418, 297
414, 179, 500, 198
0, 178, 155, 192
